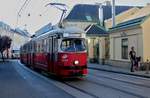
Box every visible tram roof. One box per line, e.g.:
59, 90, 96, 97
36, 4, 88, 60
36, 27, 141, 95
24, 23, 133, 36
32, 26, 85, 40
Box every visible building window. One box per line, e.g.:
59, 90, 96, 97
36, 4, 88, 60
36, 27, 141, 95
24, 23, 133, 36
122, 38, 128, 59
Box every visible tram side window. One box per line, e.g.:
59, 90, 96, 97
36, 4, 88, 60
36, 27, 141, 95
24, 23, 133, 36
30, 44, 31, 52
34, 42, 36, 53
49, 38, 52, 53
31, 42, 34, 53
46, 39, 49, 52
54, 38, 58, 52
43, 39, 47, 52
37, 42, 40, 53
27, 44, 29, 53
40, 40, 44, 53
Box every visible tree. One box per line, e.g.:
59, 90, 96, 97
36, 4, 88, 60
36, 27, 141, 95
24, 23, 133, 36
0, 35, 12, 61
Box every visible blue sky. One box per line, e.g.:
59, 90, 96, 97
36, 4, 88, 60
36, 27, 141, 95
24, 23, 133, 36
0, 0, 150, 34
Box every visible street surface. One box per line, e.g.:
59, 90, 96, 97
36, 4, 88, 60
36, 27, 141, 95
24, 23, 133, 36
0, 60, 150, 98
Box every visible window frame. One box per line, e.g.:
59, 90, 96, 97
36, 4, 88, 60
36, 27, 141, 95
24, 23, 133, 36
121, 38, 128, 59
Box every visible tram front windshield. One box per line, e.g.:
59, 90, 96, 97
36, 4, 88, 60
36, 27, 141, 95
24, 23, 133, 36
61, 38, 86, 52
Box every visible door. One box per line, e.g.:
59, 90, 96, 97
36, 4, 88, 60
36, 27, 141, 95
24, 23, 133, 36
52, 37, 58, 73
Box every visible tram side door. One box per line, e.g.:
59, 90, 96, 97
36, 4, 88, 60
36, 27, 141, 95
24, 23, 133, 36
48, 37, 53, 73
52, 37, 58, 73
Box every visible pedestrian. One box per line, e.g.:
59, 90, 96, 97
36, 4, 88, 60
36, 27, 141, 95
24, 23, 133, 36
129, 46, 136, 72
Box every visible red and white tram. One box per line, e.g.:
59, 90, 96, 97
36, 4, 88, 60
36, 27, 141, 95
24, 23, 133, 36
20, 27, 88, 78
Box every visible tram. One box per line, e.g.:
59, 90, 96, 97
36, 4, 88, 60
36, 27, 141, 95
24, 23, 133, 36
20, 27, 88, 78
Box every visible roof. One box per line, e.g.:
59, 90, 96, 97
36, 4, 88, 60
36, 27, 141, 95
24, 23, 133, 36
12, 28, 30, 37
104, 7, 140, 29
65, 4, 134, 22
33, 26, 85, 40
109, 16, 146, 32
35, 23, 52, 36
122, 5, 150, 22
0, 21, 11, 31
86, 24, 108, 36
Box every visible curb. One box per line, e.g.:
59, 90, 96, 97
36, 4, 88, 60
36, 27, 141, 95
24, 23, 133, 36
88, 67, 150, 78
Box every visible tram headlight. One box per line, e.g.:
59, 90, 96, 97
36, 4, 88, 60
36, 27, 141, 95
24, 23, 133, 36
74, 60, 79, 65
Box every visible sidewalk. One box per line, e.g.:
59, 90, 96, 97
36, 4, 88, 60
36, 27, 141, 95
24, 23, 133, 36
88, 63, 150, 78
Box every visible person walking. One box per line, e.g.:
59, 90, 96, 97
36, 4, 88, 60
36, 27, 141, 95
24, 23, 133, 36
129, 46, 136, 72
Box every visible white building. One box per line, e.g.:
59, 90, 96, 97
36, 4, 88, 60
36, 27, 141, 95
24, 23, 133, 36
0, 21, 30, 58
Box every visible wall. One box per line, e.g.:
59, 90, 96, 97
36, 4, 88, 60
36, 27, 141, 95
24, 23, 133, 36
109, 27, 143, 67
87, 37, 107, 64
141, 16, 150, 62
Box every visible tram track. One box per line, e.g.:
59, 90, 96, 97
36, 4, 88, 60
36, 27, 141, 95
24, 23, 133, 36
86, 76, 147, 98
62, 76, 147, 98
28, 66, 147, 98
17, 61, 149, 98
61, 81, 99, 98
39, 73, 99, 98
89, 70, 150, 89
39, 72, 100, 98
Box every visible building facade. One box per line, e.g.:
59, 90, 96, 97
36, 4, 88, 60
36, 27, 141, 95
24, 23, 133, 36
108, 15, 150, 68
11, 28, 30, 58
107, 5, 150, 68
0, 21, 30, 58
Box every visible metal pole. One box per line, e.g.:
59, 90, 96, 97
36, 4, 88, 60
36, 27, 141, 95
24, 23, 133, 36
112, 0, 116, 27
58, 10, 66, 27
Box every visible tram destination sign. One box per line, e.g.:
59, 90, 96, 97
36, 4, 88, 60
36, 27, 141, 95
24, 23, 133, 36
63, 33, 83, 38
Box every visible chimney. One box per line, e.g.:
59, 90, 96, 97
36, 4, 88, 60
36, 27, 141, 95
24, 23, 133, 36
106, 1, 111, 6
98, 4, 103, 26
112, 0, 116, 27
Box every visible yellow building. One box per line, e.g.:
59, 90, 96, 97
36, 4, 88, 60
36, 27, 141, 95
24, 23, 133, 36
123, 4, 150, 22
108, 15, 150, 68
105, 7, 140, 29
107, 5, 150, 68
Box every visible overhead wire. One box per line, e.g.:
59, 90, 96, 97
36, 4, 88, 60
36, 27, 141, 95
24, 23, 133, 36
18, 0, 31, 16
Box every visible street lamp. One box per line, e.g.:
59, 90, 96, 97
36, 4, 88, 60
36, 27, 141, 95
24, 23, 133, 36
45, 3, 68, 28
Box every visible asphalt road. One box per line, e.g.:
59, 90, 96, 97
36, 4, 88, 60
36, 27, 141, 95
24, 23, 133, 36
1, 60, 150, 98
0, 60, 74, 98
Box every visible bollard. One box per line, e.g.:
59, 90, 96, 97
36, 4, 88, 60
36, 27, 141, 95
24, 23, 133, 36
145, 59, 149, 74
